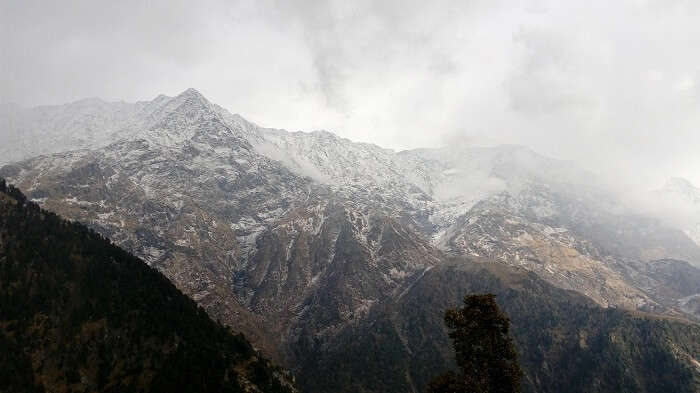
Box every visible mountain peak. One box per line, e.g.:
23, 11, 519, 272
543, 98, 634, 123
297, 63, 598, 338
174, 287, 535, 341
177, 87, 207, 101
138, 88, 255, 148
664, 176, 697, 191
660, 177, 700, 204
148, 88, 213, 118
166, 88, 215, 114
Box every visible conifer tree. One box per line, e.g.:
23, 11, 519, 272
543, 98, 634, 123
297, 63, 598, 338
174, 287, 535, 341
427, 294, 522, 393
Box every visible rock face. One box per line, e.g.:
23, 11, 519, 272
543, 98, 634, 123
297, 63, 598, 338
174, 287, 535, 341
2, 89, 700, 392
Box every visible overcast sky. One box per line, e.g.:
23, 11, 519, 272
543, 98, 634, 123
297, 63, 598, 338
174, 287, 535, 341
2, 0, 700, 188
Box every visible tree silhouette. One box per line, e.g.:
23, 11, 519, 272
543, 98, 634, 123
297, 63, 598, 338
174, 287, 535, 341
427, 294, 522, 393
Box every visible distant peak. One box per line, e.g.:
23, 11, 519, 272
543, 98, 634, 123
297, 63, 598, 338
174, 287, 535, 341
659, 177, 700, 204
167, 88, 214, 112
664, 177, 697, 191
177, 88, 206, 100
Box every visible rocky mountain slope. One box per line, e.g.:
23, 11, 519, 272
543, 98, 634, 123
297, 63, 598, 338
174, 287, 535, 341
2, 89, 700, 392
248, 119, 700, 319
246, 123, 700, 316
0, 179, 297, 393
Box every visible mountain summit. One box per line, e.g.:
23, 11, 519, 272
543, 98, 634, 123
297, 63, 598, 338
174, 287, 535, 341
0, 89, 239, 165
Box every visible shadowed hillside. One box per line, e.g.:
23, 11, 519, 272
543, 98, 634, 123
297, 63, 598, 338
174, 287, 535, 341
0, 178, 296, 393
293, 261, 700, 393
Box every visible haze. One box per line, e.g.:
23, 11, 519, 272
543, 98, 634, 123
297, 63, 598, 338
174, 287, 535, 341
2, 0, 700, 189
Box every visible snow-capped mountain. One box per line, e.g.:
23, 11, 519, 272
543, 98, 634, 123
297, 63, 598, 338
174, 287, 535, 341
2, 89, 699, 392
0, 88, 232, 165
3, 88, 699, 316
242, 123, 700, 312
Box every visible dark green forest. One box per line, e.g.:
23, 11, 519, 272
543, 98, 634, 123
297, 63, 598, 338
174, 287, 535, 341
291, 261, 700, 393
0, 178, 295, 393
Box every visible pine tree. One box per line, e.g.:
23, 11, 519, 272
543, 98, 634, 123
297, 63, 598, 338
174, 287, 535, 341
427, 294, 522, 393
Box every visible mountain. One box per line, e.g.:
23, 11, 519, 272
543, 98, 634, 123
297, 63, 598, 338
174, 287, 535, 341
2, 89, 700, 392
249, 128, 700, 306
0, 179, 297, 393
0, 89, 225, 166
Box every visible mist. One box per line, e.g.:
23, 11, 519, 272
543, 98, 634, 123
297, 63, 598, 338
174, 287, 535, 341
3, 0, 700, 190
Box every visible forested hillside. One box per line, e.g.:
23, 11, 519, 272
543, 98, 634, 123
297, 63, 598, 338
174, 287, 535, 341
0, 179, 296, 393
294, 261, 700, 393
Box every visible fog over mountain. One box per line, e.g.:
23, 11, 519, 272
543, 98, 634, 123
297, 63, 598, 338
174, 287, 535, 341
3, 0, 700, 191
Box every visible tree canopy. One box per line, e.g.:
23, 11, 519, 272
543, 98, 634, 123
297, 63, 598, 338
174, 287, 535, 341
427, 294, 522, 393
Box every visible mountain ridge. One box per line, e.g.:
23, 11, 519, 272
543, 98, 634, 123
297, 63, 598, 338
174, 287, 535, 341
2, 89, 700, 392
4, 89, 700, 317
